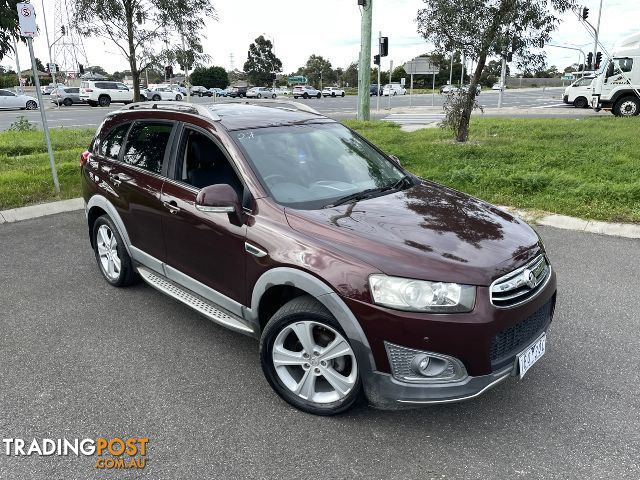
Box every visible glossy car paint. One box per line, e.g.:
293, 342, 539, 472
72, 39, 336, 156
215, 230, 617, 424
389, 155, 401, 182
83, 105, 557, 388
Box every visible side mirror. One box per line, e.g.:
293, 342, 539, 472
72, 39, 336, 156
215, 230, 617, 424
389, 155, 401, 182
195, 184, 241, 215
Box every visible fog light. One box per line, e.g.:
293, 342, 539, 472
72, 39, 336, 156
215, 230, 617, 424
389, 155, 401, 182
411, 354, 450, 377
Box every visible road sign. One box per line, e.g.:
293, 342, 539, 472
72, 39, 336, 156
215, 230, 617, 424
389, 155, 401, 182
288, 75, 307, 85
17, 3, 38, 38
562, 74, 575, 81
47, 63, 57, 74
403, 57, 438, 75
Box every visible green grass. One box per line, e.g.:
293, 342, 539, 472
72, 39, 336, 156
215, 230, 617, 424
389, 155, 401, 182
0, 128, 94, 209
344, 117, 640, 223
1, 118, 639, 223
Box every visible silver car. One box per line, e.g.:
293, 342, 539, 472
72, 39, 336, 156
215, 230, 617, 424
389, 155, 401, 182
50, 87, 84, 106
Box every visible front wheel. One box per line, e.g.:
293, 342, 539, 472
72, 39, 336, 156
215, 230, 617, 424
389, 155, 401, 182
176, 94, 183, 101
257, 93, 262, 99
98, 95, 111, 107
272, 93, 276, 99
341, 92, 345, 97
613, 96, 639, 116
260, 296, 362, 416
316, 93, 321, 99
331, 92, 336, 97
573, 96, 588, 108
152, 95, 161, 101
25, 100, 37, 110
92, 215, 138, 287
63, 98, 73, 107
303, 93, 309, 99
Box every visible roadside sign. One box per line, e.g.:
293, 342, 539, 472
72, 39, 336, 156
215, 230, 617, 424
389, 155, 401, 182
47, 63, 57, 74
404, 57, 438, 75
400, 77, 406, 86
288, 75, 307, 85
562, 74, 575, 81
17, 3, 37, 38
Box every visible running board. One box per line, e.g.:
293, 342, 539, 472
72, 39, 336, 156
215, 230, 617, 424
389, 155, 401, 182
137, 267, 254, 335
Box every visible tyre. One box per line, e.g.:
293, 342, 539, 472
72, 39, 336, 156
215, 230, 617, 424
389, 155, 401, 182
613, 96, 640, 117
25, 100, 37, 110
260, 296, 362, 416
303, 92, 309, 99
316, 93, 321, 99
152, 95, 161, 101
176, 94, 183, 101
92, 215, 139, 287
63, 98, 73, 107
98, 95, 111, 107
293, 96, 298, 99
257, 93, 262, 99
341, 92, 345, 97
272, 93, 276, 99
573, 96, 588, 109
331, 92, 336, 97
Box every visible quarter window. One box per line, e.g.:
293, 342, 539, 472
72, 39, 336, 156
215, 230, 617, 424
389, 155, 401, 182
122, 122, 173, 174
99, 123, 130, 160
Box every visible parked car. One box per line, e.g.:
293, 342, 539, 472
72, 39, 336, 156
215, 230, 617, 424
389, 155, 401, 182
462, 84, 482, 95
41, 83, 65, 95
383, 83, 407, 96
274, 87, 291, 96
228, 86, 249, 98
209, 88, 227, 97
369, 84, 382, 96
492, 82, 504, 90
50, 87, 83, 106
322, 86, 345, 98
247, 87, 276, 99
563, 76, 595, 108
191, 86, 212, 97
142, 87, 183, 102
81, 101, 557, 415
440, 84, 457, 94
292, 85, 321, 99
80, 81, 134, 107
0, 89, 38, 110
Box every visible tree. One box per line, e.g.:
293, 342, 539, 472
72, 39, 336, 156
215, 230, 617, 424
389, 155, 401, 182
88, 65, 109, 76
190, 66, 229, 88
243, 35, 281, 86
391, 65, 406, 83
417, 0, 575, 142
300, 55, 335, 88
35, 58, 46, 72
0, 0, 19, 60
479, 59, 509, 87
343, 62, 359, 87
73, 0, 216, 102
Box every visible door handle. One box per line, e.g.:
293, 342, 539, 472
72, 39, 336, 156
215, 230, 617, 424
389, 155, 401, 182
163, 200, 181, 214
108, 172, 121, 186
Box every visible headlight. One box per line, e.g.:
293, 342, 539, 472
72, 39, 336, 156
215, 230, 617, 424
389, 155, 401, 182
369, 275, 475, 313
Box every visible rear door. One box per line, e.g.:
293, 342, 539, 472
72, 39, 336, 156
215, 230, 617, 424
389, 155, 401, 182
95, 120, 177, 263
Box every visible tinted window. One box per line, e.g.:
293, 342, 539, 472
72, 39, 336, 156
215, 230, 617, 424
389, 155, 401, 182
0, 90, 13, 96
68, 88, 79, 93
122, 122, 173, 174
99, 123, 130, 159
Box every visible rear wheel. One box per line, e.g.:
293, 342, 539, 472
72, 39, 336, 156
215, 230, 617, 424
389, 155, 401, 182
92, 215, 138, 287
341, 92, 345, 97
25, 100, 37, 110
152, 94, 161, 101
63, 98, 73, 107
303, 92, 309, 99
257, 93, 262, 99
176, 94, 183, 101
98, 95, 111, 107
260, 296, 362, 416
331, 92, 336, 97
272, 93, 276, 99
573, 96, 588, 108
316, 92, 321, 99
613, 96, 640, 116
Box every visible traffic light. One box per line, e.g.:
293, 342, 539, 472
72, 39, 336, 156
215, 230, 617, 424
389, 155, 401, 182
507, 52, 513, 62
582, 6, 589, 20
587, 52, 593, 69
61, 25, 66, 35
78, 64, 85, 74
373, 54, 380, 66
380, 37, 388, 57
165, 65, 173, 78
595, 52, 603, 69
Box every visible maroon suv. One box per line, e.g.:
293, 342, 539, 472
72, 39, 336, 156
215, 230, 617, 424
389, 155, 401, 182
81, 101, 557, 415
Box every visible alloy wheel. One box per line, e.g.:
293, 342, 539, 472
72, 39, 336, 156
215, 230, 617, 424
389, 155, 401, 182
271, 320, 357, 403
26, 100, 37, 110
620, 100, 638, 116
96, 225, 121, 281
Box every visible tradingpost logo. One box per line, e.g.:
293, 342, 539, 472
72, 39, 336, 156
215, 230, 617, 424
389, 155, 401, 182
2, 437, 148, 470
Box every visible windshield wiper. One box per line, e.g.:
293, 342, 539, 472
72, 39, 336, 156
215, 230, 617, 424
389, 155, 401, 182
323, 175, 414, 208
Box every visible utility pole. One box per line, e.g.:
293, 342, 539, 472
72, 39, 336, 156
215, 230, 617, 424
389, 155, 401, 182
387, 59, 393, 109
498, 54, 507, 108
449, 53, 454, 86
12, 38, 22, 87
182, 36, 190, 103
460, 53, 465, 86
357, 0, 373, 121
41, 0, 58, 105
593, 0, 603, 62
377, 31, 381, 111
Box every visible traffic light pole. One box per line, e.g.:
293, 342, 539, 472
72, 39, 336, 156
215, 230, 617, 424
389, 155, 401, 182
376, 31, 381, 111
357, 0, 372, 121
592, 0, 603, 65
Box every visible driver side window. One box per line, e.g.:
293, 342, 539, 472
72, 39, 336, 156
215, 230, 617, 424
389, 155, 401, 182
176, 129, 244, 198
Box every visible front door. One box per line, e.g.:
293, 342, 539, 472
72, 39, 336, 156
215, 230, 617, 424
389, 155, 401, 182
160, 126, 248, 307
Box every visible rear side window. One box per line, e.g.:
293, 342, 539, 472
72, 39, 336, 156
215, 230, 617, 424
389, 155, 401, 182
99, 123, 130, 159
122, 122, 173, 174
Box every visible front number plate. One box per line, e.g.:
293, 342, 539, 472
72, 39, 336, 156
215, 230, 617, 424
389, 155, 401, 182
517, 333, 546, 379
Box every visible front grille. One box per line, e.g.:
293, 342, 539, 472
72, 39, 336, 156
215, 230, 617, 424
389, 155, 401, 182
490, 255, 551, 308
490, 300, 552, 367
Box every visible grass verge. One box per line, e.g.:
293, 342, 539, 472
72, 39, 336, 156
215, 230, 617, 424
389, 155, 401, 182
345, 117, 640, 223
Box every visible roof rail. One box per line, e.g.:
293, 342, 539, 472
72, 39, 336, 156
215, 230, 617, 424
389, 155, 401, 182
122, 101, 221, 121
218, 100, 322, 116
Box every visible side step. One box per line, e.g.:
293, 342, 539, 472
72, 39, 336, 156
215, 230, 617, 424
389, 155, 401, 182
137, 267, 254, 335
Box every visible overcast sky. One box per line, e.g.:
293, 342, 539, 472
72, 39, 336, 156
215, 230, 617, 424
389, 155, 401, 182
4, 0, 640, 78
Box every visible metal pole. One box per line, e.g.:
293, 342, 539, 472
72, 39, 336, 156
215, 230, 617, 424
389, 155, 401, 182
27, 37, 59, 194
593, 0, 603, 62
357, 0, 372, 121
432, 72, 435, 106
41, 0, 58, 107
460, 53, 465, 87
498, 55, 507, 108
182, 36, 190, 103
449, 53, 453, 86
387, 60, 393, 109
12, 38, 22, 88
376, 31, 381, 111
410, 72, 413, 107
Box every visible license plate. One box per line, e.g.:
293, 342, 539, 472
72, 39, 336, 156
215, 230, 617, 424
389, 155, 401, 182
517, 333, 546, 379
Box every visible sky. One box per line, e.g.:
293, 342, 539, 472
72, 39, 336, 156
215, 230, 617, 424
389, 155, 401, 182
3, 0, 640, 78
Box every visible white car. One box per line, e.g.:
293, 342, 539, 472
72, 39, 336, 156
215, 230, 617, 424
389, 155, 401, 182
322, 86, 345, 97
143, 87, 183, 102
382, 83, 407, 96
492, 82, 504, 90
292, 85, 321, 99
563, 76, 595, 108
246, 87, 276, 99
0, 89, 38, 110
80, 80, 134, 107
274, 87, 291, 96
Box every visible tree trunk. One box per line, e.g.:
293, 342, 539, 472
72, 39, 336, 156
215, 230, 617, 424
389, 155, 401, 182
124, 1, 140, 102
455, 52, 488, 143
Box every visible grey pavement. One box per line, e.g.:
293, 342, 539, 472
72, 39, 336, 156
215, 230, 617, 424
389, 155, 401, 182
0, 211, 638, 479
0, 88, 602, 130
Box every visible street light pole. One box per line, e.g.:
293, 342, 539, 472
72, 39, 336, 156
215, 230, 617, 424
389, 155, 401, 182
357, 0, 373, 121
449, 53, 454, 86
593, 0, 603, 62
12, 37, 22, 87
41, 0, 58, 106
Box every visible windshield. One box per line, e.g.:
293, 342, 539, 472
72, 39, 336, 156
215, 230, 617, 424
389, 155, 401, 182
232, 123, 406, 210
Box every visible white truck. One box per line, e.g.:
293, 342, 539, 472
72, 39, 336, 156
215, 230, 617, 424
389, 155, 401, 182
592, 32, 640, 116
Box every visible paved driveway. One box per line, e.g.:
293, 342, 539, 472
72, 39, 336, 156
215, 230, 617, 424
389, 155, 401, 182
0, 212, 638, 479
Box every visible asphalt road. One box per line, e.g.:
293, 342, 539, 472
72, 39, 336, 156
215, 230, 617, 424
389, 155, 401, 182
0, 88, 597, 130
0, 211, 638, 479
